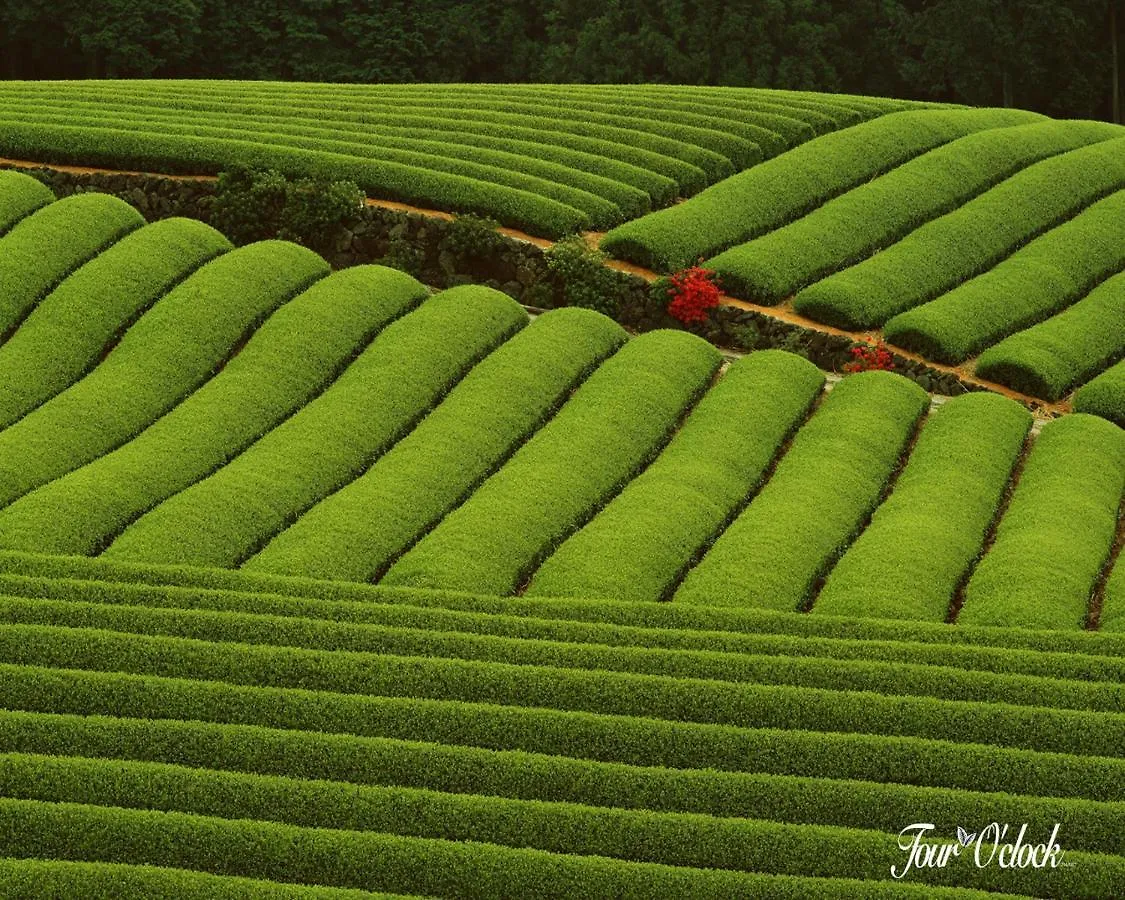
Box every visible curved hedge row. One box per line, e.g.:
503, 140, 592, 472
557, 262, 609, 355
884, 189, 1125, 364
1073, 360, 1125, 427
0, 709, 1117, 853
0, 169, 53, 234
707, 120, 1120, 304
959, 415, 1125, 630
975, 270, 1125, 401
0, 597, 1117, 713
0, 120, 592, 238
383, 330, 722, 595
675, 372, 928, 610
7, 542, 1124, 656
0, 241, 329, 509
103, 286, 527, 569
0, 217, 231, 430
0, 266, 427, 556
0, 192, 143, 338
600, 107, 1043, 271
815, 393, 1031, 622
527, 351, 825, 601
794, 136, 1125, 329
0, 81, 899, 236
246, 308, 627, 582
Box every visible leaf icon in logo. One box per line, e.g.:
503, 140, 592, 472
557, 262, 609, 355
957, 826, 977, 847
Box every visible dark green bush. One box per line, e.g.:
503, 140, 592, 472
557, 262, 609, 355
440, 213, 505, 258
545, 236, 620, 317
211, 166, 363, 255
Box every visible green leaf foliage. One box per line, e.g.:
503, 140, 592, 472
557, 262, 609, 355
959, 415, 1125, 630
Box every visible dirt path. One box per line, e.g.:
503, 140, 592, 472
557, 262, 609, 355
0, 156, 1072, 413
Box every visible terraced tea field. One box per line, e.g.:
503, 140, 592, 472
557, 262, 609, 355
604, 112, 1125, 415
0, 88, 1123, 898
0, 80, 927, 237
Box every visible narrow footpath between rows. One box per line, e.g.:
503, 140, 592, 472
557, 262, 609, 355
0, 156, 1071, 416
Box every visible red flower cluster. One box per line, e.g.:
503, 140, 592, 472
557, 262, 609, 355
666, 265, 722, 325
844, 340, 895, 373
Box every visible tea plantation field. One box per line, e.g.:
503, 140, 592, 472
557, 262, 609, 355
0, 80, 931, 237
0, 91, 1122, 898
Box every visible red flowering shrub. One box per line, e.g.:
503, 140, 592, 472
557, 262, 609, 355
666, 265, 722, 325
844, 340, 896, 373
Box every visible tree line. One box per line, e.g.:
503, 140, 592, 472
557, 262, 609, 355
2, 1, 1120, 121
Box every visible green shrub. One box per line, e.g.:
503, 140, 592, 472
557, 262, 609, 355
0, 241, 329, 509
4, 547, 1123, 657
959, 415, 1125, 629
815, 393, 1032, 621
0, 709, 1119, 854
247, 308, 626, 581
0, 266, 426, 556
0, 192, 144, 337
0, 596, 1117, 713
0, 857, 384, 899
975, 270, 1125, 401
675, 372, 929, 610
383, 330, 721, 594
528, 351, 825, 601
707, 120, 1119, 304
439, 213, 505, 258
600, 108, 1043, 271
544, 235, 621, 317
0, 217, 231, 430
103, 287, 527, 568
795, 136, 1125, 330
0, 168, 54, 234
3, 661, 1121, 802
1072, 359, 1125, 427
885, 189, 1125, 365
211, 166, 363, 255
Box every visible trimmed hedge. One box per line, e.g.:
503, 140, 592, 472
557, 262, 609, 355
707, 120, 1120, 304
0, 858, 400, 899
1073, 359, 1125, 427
1, 799, 1047, 899
383, 330, 722, 595
3, 573, 1123, 682
975, 270, 1125, 401
246, 308, 627, 581
0, 217, 231, 430
10, 105, 635, 225
960, 415, 1125, 630
0, 710, 1119, 853
0, 752, 1120, 894
885, 189, 1125, 364
0, 596, 1119, 712
3, 664, 1121, 800
795, 136, 1125, 330
675, 372, 928, 610
815, 393, 1031, 622
0, 241, 329, 509
0, 192, 143, 337
3, 625, 1120, 756
0, 266, 427, 556
3, 550, 1123, 657
527, 351, 825, 601
600, 107, 1043, 271
0, 120, 591, 238
0, 168, 54, 234
103, 286, 527, 568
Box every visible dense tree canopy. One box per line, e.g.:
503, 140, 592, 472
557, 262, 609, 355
1, 0, 1120, 120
